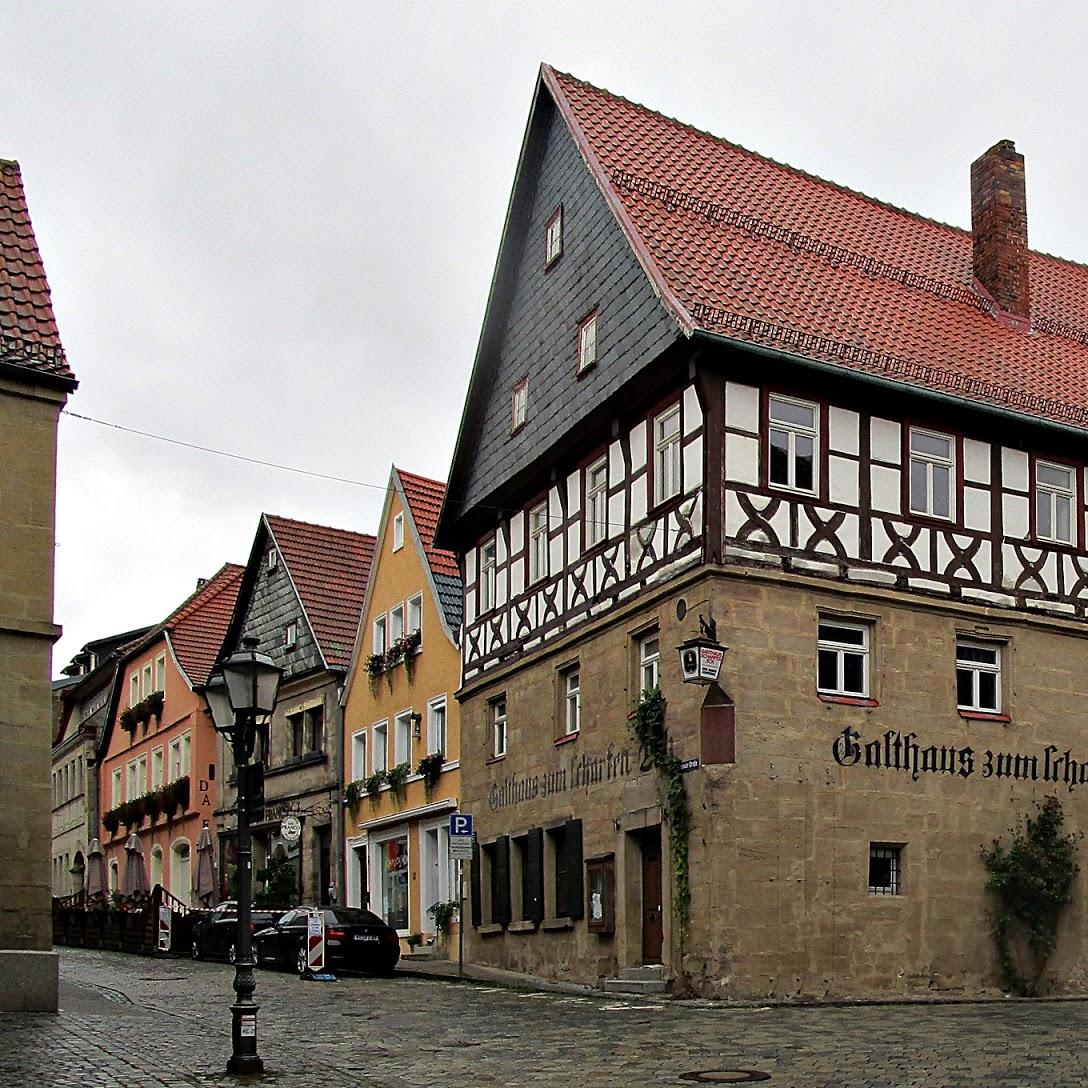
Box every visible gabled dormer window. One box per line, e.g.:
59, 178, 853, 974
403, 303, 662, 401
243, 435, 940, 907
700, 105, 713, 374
545, 206, 563, 266
392, 512, 404, 552
512, 377, 528, 433
577, 311, 599, 374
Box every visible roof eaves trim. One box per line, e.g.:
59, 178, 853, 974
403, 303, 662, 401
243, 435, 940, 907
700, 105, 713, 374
541, 63, 695, 338
694, 328, 1088, 442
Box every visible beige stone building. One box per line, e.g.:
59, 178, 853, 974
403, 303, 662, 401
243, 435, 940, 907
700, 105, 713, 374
0, 159, 78, 1010
436, 68, 1088, 998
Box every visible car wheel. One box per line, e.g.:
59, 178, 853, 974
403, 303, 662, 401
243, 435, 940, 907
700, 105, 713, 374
296, 947, 308, 977
191, 939, 201, 960
227, 942, 237, 965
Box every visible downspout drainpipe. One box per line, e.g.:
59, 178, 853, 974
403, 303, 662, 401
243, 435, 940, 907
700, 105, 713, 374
331, 679, 346, 906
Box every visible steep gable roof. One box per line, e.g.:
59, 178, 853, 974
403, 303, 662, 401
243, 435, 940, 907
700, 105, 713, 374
397, 468, 463, 632
264, 515, 375, 670
0, 160, 75, 389
543, 66, 1088, 430
167, 563, 245, 686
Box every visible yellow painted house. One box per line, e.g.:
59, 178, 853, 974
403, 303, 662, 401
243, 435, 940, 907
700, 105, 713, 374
342, 468, 462, 952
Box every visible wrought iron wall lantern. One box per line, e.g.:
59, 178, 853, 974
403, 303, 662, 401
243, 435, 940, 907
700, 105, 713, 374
675, 598, 726, 685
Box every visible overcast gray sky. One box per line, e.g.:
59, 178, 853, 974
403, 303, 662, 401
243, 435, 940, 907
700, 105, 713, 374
4, 3, 1087, 674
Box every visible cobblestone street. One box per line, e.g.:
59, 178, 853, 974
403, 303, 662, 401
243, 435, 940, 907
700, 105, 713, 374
1, 949, 1086, 1087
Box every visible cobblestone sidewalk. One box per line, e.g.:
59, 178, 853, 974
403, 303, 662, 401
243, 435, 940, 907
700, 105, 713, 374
2, 948, 1087, 1087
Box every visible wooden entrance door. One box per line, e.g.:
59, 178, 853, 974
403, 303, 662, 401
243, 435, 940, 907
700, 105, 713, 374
640, 828, 663, 964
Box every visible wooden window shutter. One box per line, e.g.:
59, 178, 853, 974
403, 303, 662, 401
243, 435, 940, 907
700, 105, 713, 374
470, 837, 482, 928
564, 818, 584, 920
524, 827, 544, 924
494, 835, 512, 925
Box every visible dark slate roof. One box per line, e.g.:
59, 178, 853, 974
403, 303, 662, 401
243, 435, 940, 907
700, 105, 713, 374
397, 468, 463, 632
0, 160, 75, 388
265, 515, 375, 669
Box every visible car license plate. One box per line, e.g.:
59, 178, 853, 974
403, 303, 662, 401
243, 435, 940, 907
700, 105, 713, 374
354, 934, 379, 941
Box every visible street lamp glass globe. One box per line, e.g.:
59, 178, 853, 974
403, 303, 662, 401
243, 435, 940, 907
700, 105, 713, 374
222, 639, 282, 715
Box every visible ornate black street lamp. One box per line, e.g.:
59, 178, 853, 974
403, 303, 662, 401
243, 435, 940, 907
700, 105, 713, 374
205, 636, 282, 1076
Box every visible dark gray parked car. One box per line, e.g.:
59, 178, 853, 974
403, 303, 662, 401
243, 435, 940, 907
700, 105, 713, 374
190, 900, 283, 963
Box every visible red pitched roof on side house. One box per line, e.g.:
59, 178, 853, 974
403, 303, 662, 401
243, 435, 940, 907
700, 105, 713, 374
167, 563, 245, 686
0, 160, 75, 387
264, 515, 375, 670
543, 66, 1088, 429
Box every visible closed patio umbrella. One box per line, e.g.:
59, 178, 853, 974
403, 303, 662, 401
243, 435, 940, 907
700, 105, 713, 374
122, 832, 150, 897
195, 825, 217, 906
85, 838, 108, 903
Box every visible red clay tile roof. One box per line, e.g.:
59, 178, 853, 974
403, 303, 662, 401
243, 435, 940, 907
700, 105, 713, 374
544, 67, 1088, 430
265, 515, 375, 669
0, 160, 74, 385
397, 469, 460, 580
167, 564, 244, 687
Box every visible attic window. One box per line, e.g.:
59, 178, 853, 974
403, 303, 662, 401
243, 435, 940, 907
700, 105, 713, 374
545, 206, 563, 266
285, 622, 298, 650
267, 549, 278, 571
512, 377, 528, 433
577, 311, 598, 374
392, 512, 405, 552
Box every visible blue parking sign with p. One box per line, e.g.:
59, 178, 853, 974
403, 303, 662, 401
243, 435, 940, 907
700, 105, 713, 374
450, 813, 473, 837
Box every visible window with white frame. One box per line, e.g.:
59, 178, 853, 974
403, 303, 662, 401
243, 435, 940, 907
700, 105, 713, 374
480, 538, 497, 612
155, 652, 166, 693
768, 395, 819, 493
136, 754, 146, 795
639, 632, 660, 693
390, 603, 404, 642
909, 429, 954, 519
585, 456, 608, 547
284, 622, 297, 650
427, 696, 447, 757
151, 747, 164, 791
142, 662, 153, 699
372, 721, 388, 773
869, 844, 902, 895
351, 729, 368, 780
168, 733, 191, 781
512, 377, 528, 432
545, 205, 563, 265
578, 312, 598, 373
817, 619, 870, 698
267, 548, 278, 571
1036, 460, 1075, 545
491, 696, 507, 758
129, 673, 140, 707
562, 667, 580, 735
408, 594, 422, 638
111, 768, 122, 807
392, 512, 404, 551
373, 615, 387, 655
528, 501, 548, 583
653, 404, 682, 504
956, 640, 1002, 713
394, 710, 412, 766
126, 760, 138, 801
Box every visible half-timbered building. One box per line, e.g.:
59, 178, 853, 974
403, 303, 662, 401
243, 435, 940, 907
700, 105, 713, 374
436, 66, 1088, 998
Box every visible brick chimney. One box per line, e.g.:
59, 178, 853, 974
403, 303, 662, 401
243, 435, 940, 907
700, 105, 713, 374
971, 140, 1029, 322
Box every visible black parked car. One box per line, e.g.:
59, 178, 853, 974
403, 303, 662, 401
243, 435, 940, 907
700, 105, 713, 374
253, 907, 400, 976
190, 901, 283, 963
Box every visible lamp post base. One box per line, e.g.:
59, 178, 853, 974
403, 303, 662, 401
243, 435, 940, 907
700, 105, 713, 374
226, 1053, 264, 1076
227, 999, 263, 1076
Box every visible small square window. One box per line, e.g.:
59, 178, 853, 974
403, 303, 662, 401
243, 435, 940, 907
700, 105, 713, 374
512, 378, 528, 432
817, 619, 870, 698
491, 696, 507, 758
285, 622, 298, 650
956, 639, 1002, 713
578, 312, 598, 374
768, 395, 819, 494
909, 428, 955, 520
1036, 460, 1075, 545
392, 512, 405, 552
545, 206, 563, 266
869, 844, 902, 895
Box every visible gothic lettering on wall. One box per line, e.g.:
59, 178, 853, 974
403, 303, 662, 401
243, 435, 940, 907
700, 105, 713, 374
832, 726, 1088, 790
488, 744, 634, 810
